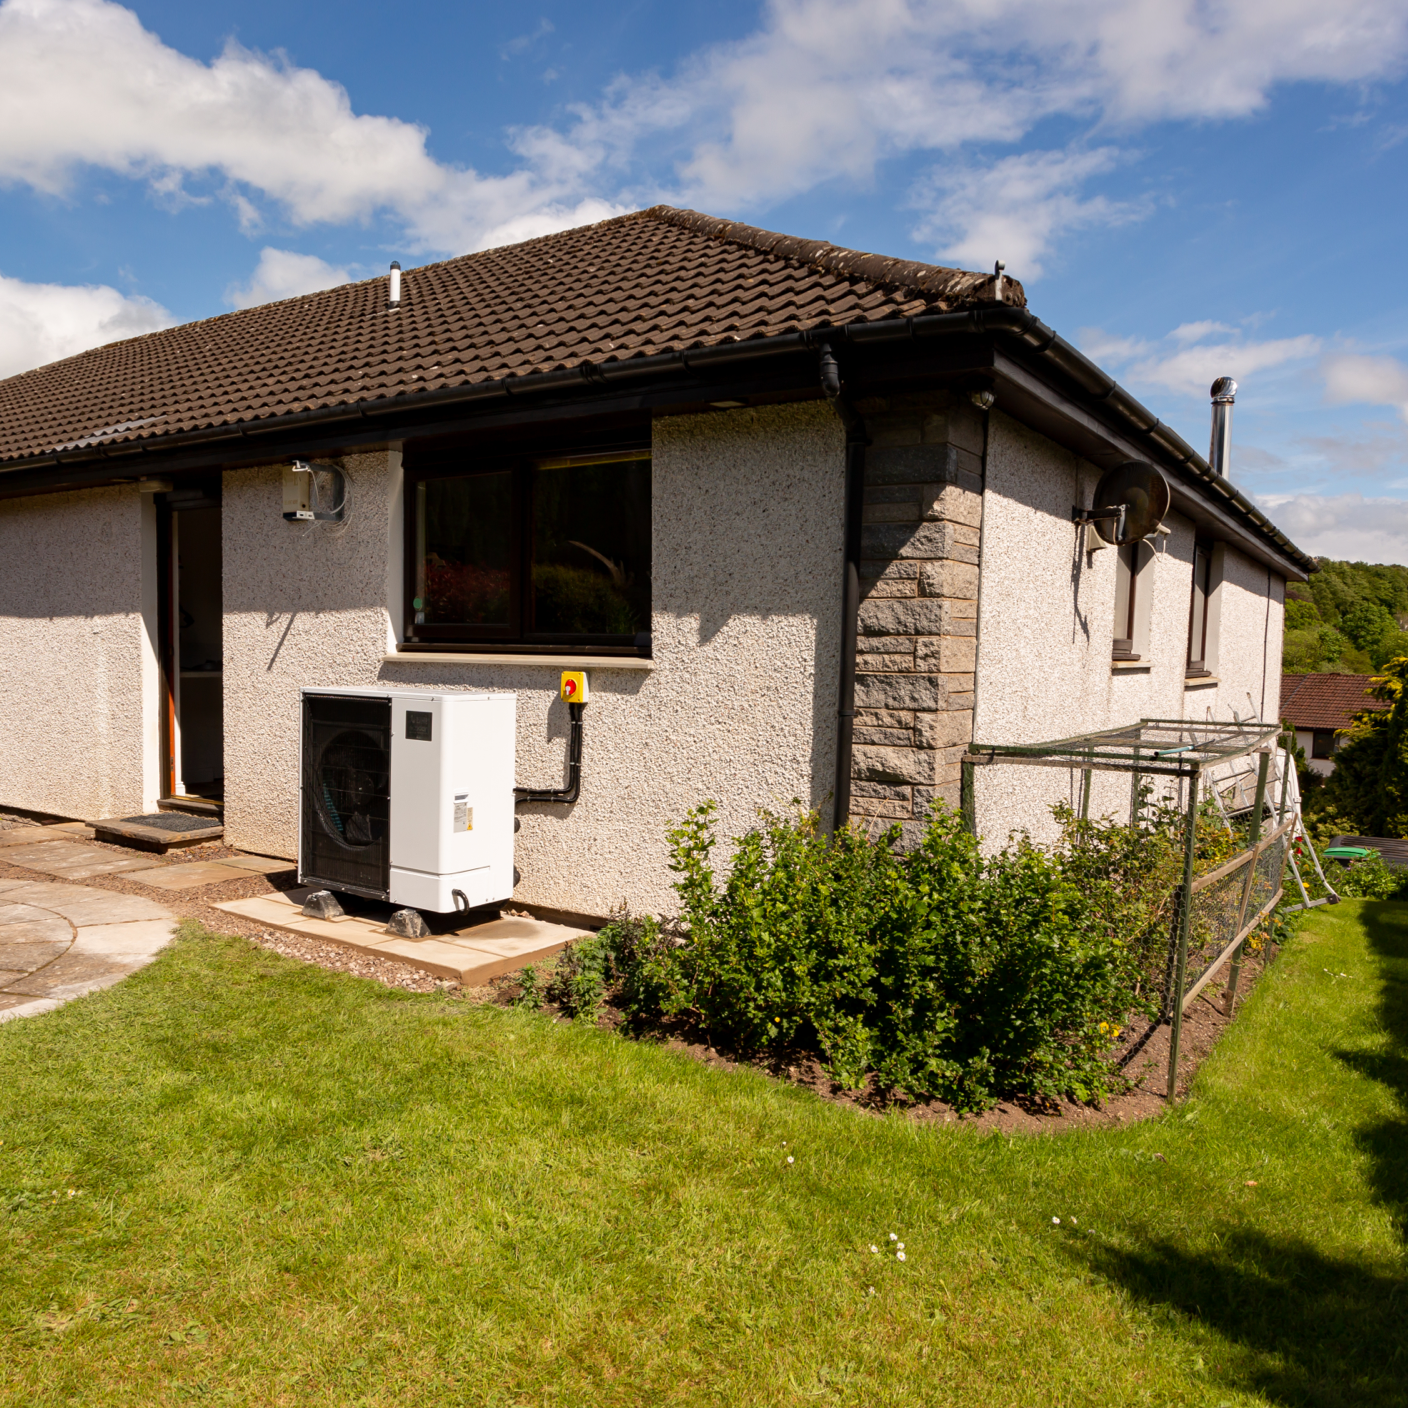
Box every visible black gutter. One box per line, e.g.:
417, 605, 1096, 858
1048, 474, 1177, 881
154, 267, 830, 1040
818, 344, 869, 833
0, 305, 1312, 575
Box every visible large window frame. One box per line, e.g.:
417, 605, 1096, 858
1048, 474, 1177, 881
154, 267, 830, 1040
403, 441, 653, 657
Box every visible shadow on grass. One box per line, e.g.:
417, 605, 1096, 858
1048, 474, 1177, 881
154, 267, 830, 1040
1077, 901, 1408, 1408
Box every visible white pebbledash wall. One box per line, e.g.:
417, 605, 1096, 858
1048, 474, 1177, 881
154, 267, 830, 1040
0, 484, 162, 819
970, 413, 1285, 846
222, 402, 845, 918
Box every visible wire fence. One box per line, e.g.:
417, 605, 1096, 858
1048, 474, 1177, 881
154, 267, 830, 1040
1176, 815, 1291, 1016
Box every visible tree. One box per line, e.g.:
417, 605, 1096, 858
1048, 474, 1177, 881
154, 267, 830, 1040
1318, 660, 1408, 838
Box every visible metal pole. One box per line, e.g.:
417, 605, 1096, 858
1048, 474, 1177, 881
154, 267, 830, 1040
1223, 750, 1271, 1016
1167, 766, 1201, 1102
1080, 764, 1092, 821
960, 758, 976, 836
1131, 745, 1143, 827
1277, 739, 1291, 823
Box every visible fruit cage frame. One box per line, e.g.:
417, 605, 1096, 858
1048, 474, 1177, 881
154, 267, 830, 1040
961, 718, 1290, 1100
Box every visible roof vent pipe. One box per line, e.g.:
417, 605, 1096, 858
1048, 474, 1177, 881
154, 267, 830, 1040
993, 260, 1006, 304
1209, 376, 1236, 477
388, 261, 402, 310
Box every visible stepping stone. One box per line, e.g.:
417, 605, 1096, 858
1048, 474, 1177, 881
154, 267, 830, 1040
220, 854, 296, 874
0, 827, 70, 848
0, 841, 163, 880
130, 862, 246, 891
5, 951, 143, 1001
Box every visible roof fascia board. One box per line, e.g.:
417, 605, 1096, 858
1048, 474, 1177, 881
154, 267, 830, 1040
0, 307, 1312, 577
989, 350, 1309, 582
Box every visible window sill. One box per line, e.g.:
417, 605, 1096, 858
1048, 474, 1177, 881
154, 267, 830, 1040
1111, 660, 1151, 673
1184, 674, 1220, 689
383, 650, 654, 670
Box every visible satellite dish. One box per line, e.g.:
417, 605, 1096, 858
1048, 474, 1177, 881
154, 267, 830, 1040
1088, 461, 1171, 546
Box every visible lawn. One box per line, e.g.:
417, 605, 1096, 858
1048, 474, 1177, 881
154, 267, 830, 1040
1, 901, 1405, 1407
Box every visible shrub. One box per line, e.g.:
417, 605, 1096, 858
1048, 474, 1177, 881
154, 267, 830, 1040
567, 801, 1167, 1111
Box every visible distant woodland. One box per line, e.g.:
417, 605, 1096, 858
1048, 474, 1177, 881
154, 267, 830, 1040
1283, 558, 1408, 674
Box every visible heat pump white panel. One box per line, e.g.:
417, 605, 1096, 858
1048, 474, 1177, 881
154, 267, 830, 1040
299, 686, 515, 913
388, 691, 515, 913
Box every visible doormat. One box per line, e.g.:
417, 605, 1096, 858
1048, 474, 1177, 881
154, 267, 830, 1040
117, 813, 218, 833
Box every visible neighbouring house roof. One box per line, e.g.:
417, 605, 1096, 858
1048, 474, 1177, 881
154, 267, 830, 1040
1280, 672, 1392, 731
0, 206, 1017, 466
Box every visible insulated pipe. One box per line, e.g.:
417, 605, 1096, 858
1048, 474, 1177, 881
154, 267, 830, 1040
515, 703, 585, 804
388, 261, 402, 309
819, 343, 870, 834
1209, 376, 1236, 477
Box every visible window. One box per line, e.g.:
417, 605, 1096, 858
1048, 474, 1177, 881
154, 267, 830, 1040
1312, 729, 1336, 760
1186, 539, 1213, 677
407, 448, 651, 654
1113, 543, 1142, 661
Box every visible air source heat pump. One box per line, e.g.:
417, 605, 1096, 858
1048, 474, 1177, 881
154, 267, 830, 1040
299, 687, 515, 914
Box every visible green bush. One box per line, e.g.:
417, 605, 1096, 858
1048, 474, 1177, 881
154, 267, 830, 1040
568, 802, 1167, 1111
1321, 845, 1408, 901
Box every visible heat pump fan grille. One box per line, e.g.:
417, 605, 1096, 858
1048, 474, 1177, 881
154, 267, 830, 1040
301, 694, 391, 898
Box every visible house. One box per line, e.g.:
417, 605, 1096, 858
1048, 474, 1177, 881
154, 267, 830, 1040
0, 206, 1311, 920
1279, 672, 1389, 775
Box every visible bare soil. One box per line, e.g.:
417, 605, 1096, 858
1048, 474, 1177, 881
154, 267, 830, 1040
0, 812, 1284, 1134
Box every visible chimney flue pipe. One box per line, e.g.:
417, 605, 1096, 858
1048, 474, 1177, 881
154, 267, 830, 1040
1209, 376, 1236, 477
388, 260, 402, 309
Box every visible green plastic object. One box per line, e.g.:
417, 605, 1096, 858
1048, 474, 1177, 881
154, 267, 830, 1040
1324, 846, 1373, 862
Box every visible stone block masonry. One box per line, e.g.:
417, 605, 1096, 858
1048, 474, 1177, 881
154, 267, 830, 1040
850, 392, 984, 847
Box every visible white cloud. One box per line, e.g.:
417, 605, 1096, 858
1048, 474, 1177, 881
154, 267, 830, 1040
1080, 321, 1322, 396
0, 0, 1403, 269
0, 271, 173, 378
225, 248, 351, 310
1256, 491, 1408, 564
1322, 352, 1408, 420
0, 0, 618, 254
910, 147, 1149, 276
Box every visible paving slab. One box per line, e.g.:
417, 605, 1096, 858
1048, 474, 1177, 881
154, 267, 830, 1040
0, 918, 73, 945
0, 840, 165, 880
212, 889, 589, 985
72, 920, 179, 956
220, 854, 297, 875
130, 862, 247, 891
0, 827, 70, 848
0, 880, 176, 1021
0, 882, 172, 925
50, 822, 96, 838
6, 951, 142, 1000
0, 901, 64, 927
0, 994, 60, 1018
0, 942, 70, 970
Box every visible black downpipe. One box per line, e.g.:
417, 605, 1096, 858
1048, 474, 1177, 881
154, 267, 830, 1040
515, 703, 585, 804
819, 344, 869, 834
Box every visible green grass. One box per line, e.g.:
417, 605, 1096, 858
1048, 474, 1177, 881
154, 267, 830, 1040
1, 903, 1405, 1407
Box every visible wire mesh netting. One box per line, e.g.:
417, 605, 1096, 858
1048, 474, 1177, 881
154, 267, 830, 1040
1178, 819, 1290, 1013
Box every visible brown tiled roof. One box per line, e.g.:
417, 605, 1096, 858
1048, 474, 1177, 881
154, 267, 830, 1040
1279, 672, 1391, 730
0, 206, 1019, 466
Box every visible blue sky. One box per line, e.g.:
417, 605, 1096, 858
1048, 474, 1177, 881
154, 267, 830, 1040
2, 0, 1407, 562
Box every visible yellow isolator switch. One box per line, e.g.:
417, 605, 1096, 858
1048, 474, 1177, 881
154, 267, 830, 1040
560, 670, 590, 704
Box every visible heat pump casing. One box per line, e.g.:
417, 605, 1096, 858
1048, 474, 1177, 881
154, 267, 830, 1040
299, 687, 515, 913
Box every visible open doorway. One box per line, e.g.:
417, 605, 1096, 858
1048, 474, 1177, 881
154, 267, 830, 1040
158, 478, 224, 809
